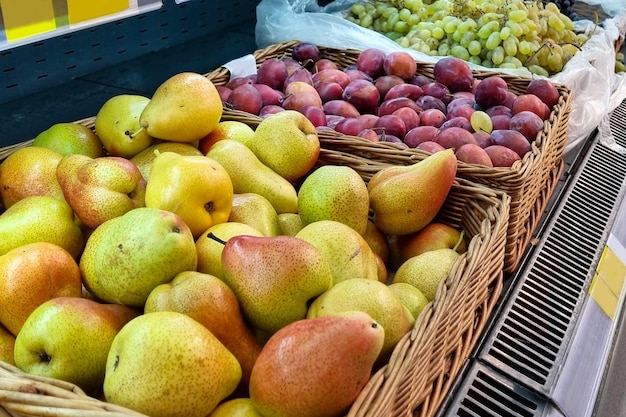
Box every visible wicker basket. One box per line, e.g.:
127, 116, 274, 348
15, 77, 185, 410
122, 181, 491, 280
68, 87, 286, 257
205, 40, 573, 274
0, 109, 510, 417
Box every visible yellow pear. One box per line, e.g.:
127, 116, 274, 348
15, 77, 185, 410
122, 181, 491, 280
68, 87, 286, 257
229, 193, 281, 237
295, 220, 379, 285
199, 120, 256, 153
145, 151, 234, 238
0, 146, 65, 209
94, 94, 153, 158
104, 311, 241, 417
32, 122, 105, 158
277, 213, 304, 236
208, 398, 263, 417
297, 165, 370, 236
0, 196, 83, 258
196, 222, 264, 280
206, 139, 298, 214
369, 149, 458, 236
138, 72, 223, 143
362, 220, 390, 264
130, 142, 202, 181
307, 278, 413, 359
391, 248, 460, 301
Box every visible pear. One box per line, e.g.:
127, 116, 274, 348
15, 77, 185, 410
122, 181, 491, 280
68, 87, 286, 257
220, 234, 333, 334
295, 220, 379, 285
56, 154, 147, 229
368, 149, 457, 236
138, 72, 223, 143
0, 196, 83, 258
362, 220, 391, 264
206, 139, 298, 214
94, 94, 153, 158
208, 398, 263, 417
297, 165, 370, 236
32, 122, 105, 158
0, 324, 15, 365
248, 110, 320, 182
130, 142, 203, 181
229, 193, 281, 237
104, 311, 241, 417
307, 278, 413, 359
0, 146, 66, 209
198, 120, 256, 154
145, 151, 234, 238
145, 271, 263, 393
14, 297, 140, 394
388, 282, 429, 323
277, 212, 304, 236
249, 311, 384, 417
391, 248, 460, 301
80, 207, 198, 307
196, 222, 264, 280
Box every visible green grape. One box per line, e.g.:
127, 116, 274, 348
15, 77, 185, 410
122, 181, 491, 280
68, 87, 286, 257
408, 14, 420, 25
518, 40, 532, 55
416, 29, 432, 40
469, 55, 482, 65
460, 31, 476, 48
503, 37, 517, 56
450, 45, 471, 60
503, 56, 523, 68
399, 8, 412, 22
397, 37, 411, 48
478, 20, 500, 39
546, 51, 563, 73
425, 37, 440, 50
361, 14, 374, 28
545, 2, 561, 14
508, 9, 528, 23
404, 0, 422, 12
486, 31, 502, 50
471, 110, 493, 134
500, 26, 511, 40
481, 59, 493, 68
547, 13, 565, 31
506, 21, 524, 37
457, 19, 477, 34
444, 19, 459, 34
492, 46, 505, 65
431, 26, 445, 40
438, 42, 451, 56
528, 64, 550, 77
468, 39, 482, 56
351, 3, 365, 16
394, 21, 409, 33
559, 13, 574, 31
452, 30, 463, 43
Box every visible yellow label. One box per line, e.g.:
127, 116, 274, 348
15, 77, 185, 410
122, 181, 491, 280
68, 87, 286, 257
590, 246, 626, 319
1, 0, 56, 41
67, 0, 130, 25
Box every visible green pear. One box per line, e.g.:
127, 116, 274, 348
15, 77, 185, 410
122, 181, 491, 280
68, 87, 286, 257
277, 213, 304, 236
56, 154, 147, 229
295, 220, 379, 285
32, 122, 105, 158
95, 94, 153, 158
248, 110, 320, 183
368, 149, 458, 236
145, 271, 263, 392
220, 234, 333, 334
196, 222, 264, 280
0, 195, 83, 258
104, 311, 241, 417
388, 282, 429, 323
138, 72, 223, 143
307, 278, 412, 359
249, 311, 384, 417
391, 248, 460, 301
229, 193, 281, 237
208, 398, 263, 417
14, 297, 139, 394
80, 207, 198, 307
206, 139, 298, 214
297, 165, 369, 236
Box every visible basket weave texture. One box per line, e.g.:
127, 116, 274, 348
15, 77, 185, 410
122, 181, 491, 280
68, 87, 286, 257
206, 40, 573, 274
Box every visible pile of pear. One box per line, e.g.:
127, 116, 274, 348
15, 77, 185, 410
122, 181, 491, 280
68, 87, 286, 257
0, 71, 468, 417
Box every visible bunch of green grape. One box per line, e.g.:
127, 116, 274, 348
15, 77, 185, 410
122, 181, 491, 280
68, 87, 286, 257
616, 51, 626, 73
345, 0, 590, 76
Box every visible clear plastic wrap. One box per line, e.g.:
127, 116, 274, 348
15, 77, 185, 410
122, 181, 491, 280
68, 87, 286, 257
255, 0, 626, 155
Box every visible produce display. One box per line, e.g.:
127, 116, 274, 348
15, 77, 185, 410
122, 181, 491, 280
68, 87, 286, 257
219, 43, 563, 168
343, 0, 590, 76
0, 67, 483, 417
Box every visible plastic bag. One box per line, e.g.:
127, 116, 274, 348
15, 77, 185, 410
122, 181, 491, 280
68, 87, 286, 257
255, 0, 626, 155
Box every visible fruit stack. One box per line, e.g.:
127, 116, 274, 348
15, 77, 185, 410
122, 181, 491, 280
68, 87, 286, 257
0, 68, 509, 417
206, 40, 572, 274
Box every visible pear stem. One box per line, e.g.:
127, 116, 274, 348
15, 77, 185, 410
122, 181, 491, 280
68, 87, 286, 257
126, 126, 145, 139
206, 232, 227, 245
453, 230, 466, 252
